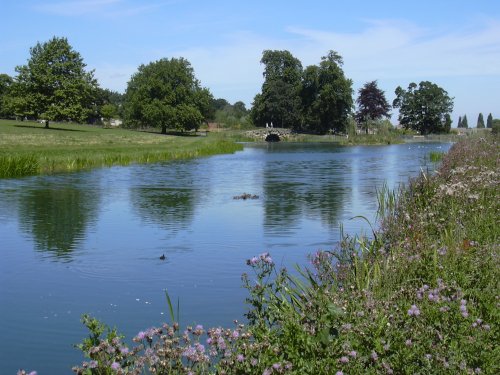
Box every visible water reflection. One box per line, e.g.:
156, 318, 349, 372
18, 187, 99, 261
263, 149, 348, 233
130, 187, 197, 232
129, 162, 200, 232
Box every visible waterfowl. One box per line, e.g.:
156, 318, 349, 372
160, 254, 166, 260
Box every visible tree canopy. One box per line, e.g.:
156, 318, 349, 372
306, 51, 353, 134
393, 81, 453, 134
251, 50, 353, 134
124, 57, 212, 133
355, 80, 391, 133
12, 37, 99, 127
251, 50, 303, 129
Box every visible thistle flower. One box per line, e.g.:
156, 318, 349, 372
111, 362, 120, 370
408, 304, 421, 316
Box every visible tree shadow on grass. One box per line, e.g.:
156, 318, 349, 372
139, 128, 202, 137
14, 124, 86, 132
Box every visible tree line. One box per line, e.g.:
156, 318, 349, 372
1, 35, 490, 135
456, 113, 496, 129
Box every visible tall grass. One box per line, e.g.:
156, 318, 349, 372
0, 155, 39, 178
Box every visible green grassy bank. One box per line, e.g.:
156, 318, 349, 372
0, 120, 243, 178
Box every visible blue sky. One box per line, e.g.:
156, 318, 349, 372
1, 0, 499, 124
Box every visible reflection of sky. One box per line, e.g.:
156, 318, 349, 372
0, 141, 453, 374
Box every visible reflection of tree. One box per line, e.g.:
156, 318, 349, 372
130, 187, 196, 232
18, 188, 99, 260
0, 190, 19, 224
304, 179, 348, 228
263, 180, 302, 234
263, 159, 347, 232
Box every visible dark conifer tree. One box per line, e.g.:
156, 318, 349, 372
477, 113, 485, 128
462, 114, 468, 128
486, 113, 493, 128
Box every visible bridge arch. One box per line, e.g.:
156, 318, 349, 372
265, 133, 280, 142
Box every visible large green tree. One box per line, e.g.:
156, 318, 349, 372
303, 51, 353, 134
251, 50, 303, 129
12, 37, 99, 127
393, 81, 453, 134
477, 113, 485, 128
124, 57, 212, 133
355, 80, 391, 134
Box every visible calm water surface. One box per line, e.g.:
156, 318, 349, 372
0, 142, 451, 374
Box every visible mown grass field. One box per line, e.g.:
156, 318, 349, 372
0, 120, 243, 178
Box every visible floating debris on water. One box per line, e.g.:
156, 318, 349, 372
233, 193, 259, 200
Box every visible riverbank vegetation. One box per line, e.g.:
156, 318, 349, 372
0, 119, 242, 178
52, 135, 497, 375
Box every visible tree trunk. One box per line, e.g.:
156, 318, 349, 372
45, 120, 49, 129
161, 125, 166, 134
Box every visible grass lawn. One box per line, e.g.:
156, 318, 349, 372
0, 119, 243, 178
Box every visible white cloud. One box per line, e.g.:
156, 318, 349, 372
286, 19, 500, 81
161, 19, 500, 106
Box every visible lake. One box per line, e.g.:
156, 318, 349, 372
0, 141, 451, 374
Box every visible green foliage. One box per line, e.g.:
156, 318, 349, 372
251, 50, 303, 129
0, 73, 14, 118
393, 81, 454, 134
356, 80, 391, 134
100, 103, 117, 121
492, 119, 500, 134
429, 151, 444, 162
96, 88, 124, 120
486, 113, 493, 128
213, 101, 251, 129
461, 114, 469, 128
124, 57, 212, 133
302, 51, 354, 134
477, 113, 485, 128
251, 50, 353, 134
12, 36, 99, 125
444, 113, 452, 133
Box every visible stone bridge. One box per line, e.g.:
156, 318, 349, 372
245, 128, 293, 142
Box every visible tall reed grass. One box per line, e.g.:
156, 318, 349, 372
0, 155, 39, 178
